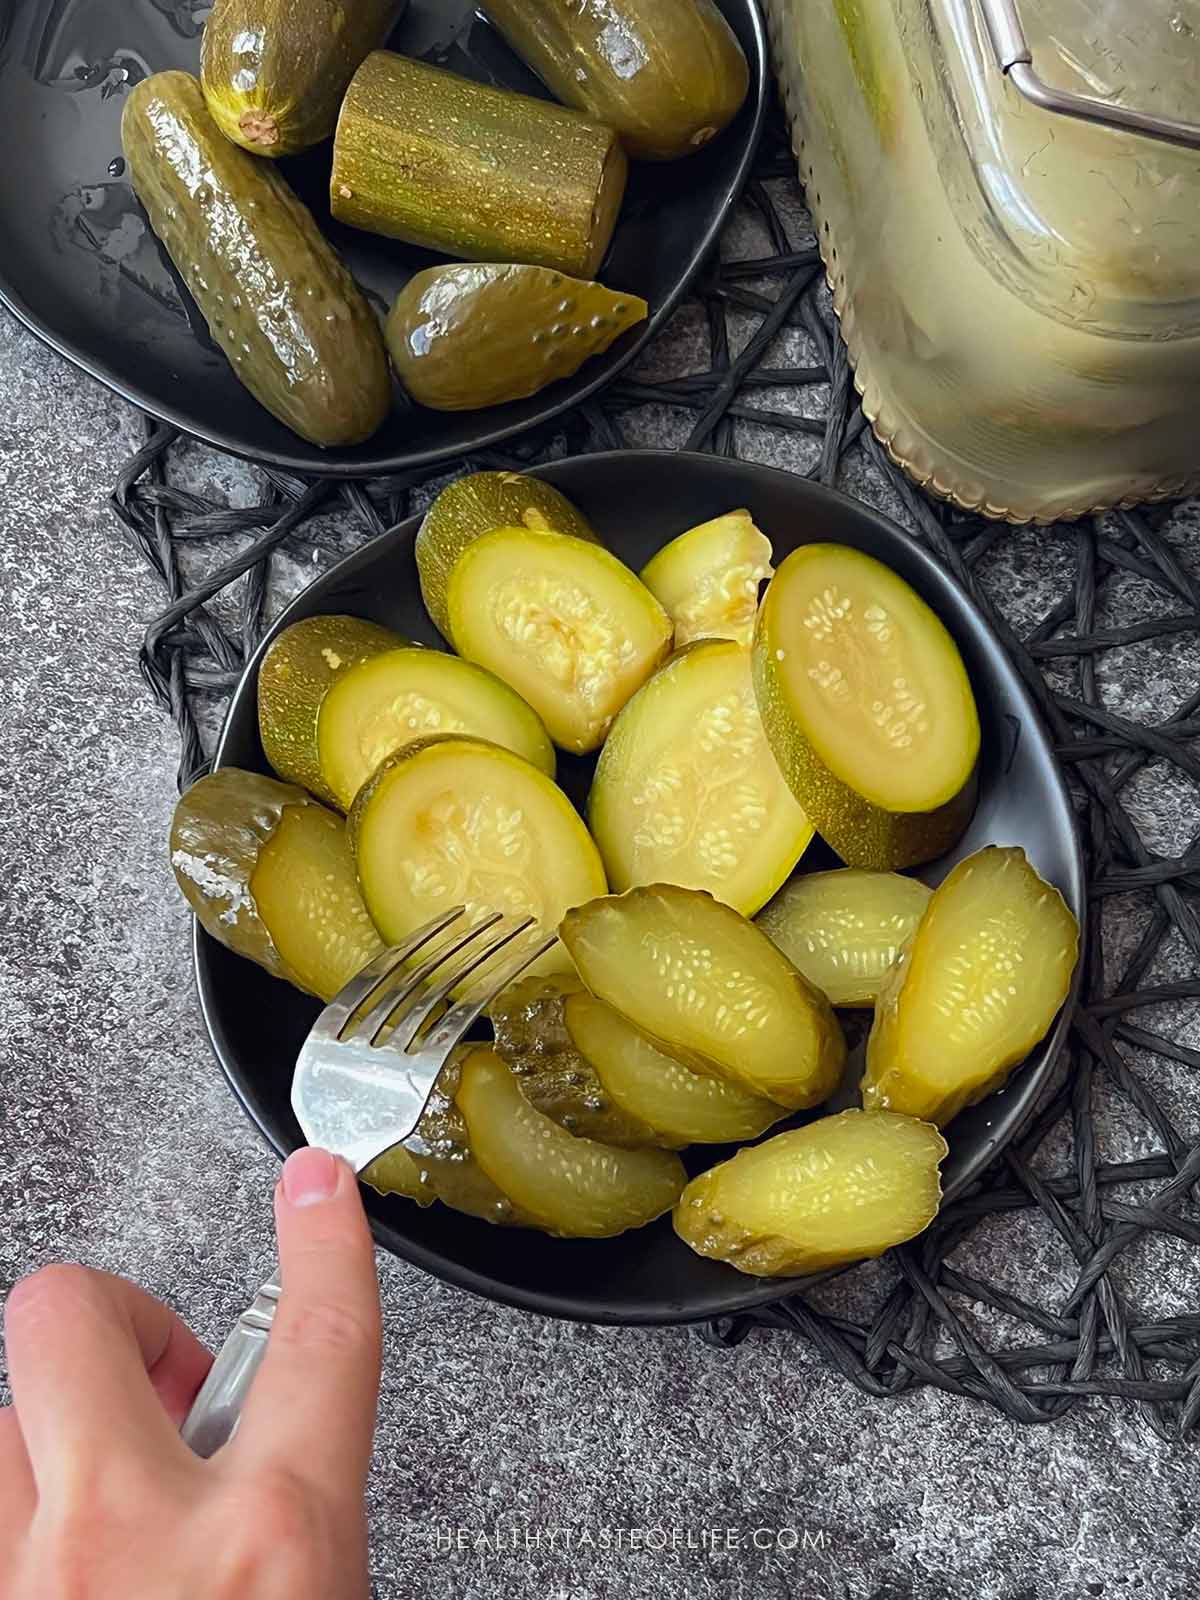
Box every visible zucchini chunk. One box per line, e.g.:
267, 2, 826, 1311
753, 544, 980, 868
560, 884, 846, 1110
674, 1108, 947, 1276
349, 735, 606, 979
563, 991, 786, 1145
416, 471, 599, 643
170, 768, 383, 1001
446, 528, 673, 754
456, 1048, 687, 1237
588, 638, 812, 914
756, 869, 931, 1006
863, 846, 1080, 1125
640, 510, 774, 649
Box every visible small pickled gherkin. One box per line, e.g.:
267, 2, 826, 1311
640, 510, 774, 649
560, 884, 846, 1110
169, 768, 383, 1001
122, 72, 391, 448
674, 1108, 947, 1276
756, 869, 931, 1006
387, 264, 648, 412
456, 1048, 688, 1238
416, 471, 599, 643
863, 846, 1080, 1126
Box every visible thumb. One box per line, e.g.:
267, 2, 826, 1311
235, 1149, 382, 1495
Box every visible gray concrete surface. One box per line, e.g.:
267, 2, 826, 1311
2, 203, 1200, 1597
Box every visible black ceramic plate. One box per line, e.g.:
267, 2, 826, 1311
0, 1, 765, 477
197, 451, 1085, 1325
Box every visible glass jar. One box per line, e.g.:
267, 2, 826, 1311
765, 0, 1200, 523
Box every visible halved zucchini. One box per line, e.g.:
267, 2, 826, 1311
489, 975, 682, 1148
863, 846, 1080, 1125
560, 884, 846, 1110
564, 991, 787, 1145
753, 544, 980, 868
674, 1108, 947, 1275
446, 527, 673, 754
588, 638, 812, 914
640, 511, 774, 649
349, 735, 606, 979
170, 768, 383, 1001
756, 869, 932, 1006
456, 1048, 687, 1237
416, 471, 599, 642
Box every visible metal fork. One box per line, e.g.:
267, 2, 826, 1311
181, 906, 556, 1458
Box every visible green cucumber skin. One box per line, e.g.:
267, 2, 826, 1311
122, 72, 391, 447
201, 0, 407, 157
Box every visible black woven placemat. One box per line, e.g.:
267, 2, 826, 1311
110, 117, 1200, 1440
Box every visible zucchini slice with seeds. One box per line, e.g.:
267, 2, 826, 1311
560, 883, 846, 1110
674, 1108, 947, 1276
640, 511, 774, 649
753, 544, 979, 868
446, 528, 673, 754
863, 846, 1080, 1125
588, 637, 812, 914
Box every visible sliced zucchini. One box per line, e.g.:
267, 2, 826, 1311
863, 846, 1080, 1126
560, 884, 846, 1110
416, 471, 599, 643
753, 544, 980, 868
640, 511, 774, 649
756, 869, 932, 1006
489, 975, 681, 1149
564, 991, 786, 1145
446, 527, 672, 754
349, 735, 606, 979
588, 638, 812, 914
674, 1108, 947, 1276
456, 1048, 687, 1237
170, 768, 383, 1001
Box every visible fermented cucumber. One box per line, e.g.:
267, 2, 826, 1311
122, 72, 391, 447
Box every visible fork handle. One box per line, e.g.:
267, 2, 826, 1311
181, 1270, 281, 1458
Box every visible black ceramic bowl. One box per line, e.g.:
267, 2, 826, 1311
197, 450, 1085, 1324
0, 0, 765, 476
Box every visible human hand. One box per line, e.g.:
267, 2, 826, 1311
0, 1148, 381, 1599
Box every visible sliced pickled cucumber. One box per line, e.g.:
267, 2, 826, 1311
560, 884, 846, 1110
331, 51, 628, 278
488, 975, 680, 1149
640, 511, 774, 649
416, 471, 599, 643
588, 638, 813, 915
674, 1108, 947, 1276
482, 0, 749, 162
564, 992, 786, 1145
753, 544, 980, 869
456, 1048, 687, 1238
756, 869, 932, 1006
349, 735, 606, 979
446, 527, 672, 754
122, 73, 391, 448
258, 615, 401, 806
201, 0, 406, 157
170, 768, 383, 1001
863, 847, 1080, 1126
387, 264, 648, 412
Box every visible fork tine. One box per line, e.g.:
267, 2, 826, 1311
352, 911, 505, 1044
313, 907, 467, 1041
382, 914, 539, 1052
415, 929, 560, 1059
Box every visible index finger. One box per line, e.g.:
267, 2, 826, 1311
235, 1150, 382, 1496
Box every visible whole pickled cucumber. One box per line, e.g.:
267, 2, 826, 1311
201, 0, 407, 157
331, 51, 628, 278
483, 0, 750, 162
122, 72, 391, 447
387, 265, 648, 411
